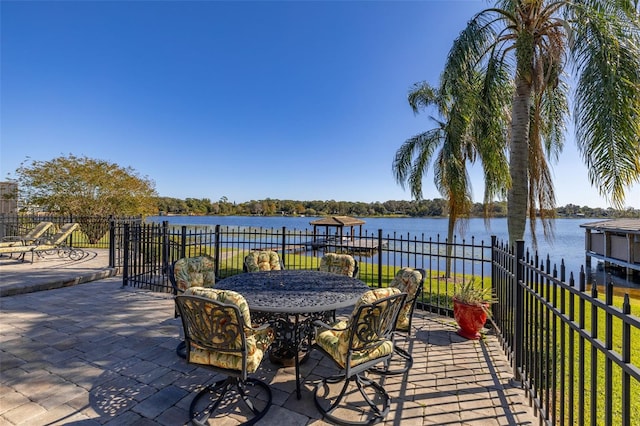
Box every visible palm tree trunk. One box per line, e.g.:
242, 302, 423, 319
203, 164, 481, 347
507, 76, 532, 244
446, 216, 455, 277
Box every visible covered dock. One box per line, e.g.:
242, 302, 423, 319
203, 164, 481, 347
581, 218, 640, 278
307, 216, 385, 254
309, 215, 365, 240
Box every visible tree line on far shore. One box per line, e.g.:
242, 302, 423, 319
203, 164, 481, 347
7, 155, 639, 221
155, 196, 640, 219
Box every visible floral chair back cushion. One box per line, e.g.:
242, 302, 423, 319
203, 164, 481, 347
173, 255, 216, 292
319, 253, 356, 277
390, 267, 423, 330
245, 251, 282, 272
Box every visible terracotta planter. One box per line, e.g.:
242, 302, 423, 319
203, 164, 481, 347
453, 298, 488, 340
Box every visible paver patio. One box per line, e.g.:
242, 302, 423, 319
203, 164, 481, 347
0, 269, 536, 425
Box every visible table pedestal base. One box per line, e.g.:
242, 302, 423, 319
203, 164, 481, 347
269, 348, 310, 367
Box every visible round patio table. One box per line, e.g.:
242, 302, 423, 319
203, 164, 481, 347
215, 269, 370, 398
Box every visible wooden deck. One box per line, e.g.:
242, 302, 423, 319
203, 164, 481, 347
253, 238, 389, 256
306, 238, 387, 255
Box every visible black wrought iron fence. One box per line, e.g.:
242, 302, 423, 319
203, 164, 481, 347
23, 216, 633, 425
492, 240, 640, 425
120, 222, 494, 314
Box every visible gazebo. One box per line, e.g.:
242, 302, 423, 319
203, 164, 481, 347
310, 215, 365, 242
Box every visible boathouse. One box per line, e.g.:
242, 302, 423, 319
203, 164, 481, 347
581, 219, 640, 278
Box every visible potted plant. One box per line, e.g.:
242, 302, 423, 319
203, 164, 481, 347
453, 279, 496, 340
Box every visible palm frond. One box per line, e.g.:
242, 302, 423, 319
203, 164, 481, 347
407, 81, 439, 114
392, 130, 443, 200
571, 5, 640, 206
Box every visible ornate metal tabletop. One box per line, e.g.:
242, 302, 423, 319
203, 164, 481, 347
215, 270, 370, 399
215, 270, 370, 314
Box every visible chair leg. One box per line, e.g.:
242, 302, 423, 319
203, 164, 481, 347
190, 376, 272, 426
235, 378, 273, 422
190, 377, 233, 426
176, 340, 186, 359
314, 373, 391, 426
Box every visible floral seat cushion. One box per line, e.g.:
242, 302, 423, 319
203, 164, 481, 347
319, 253, 355, 277
182, 287, 274, 373
245, 251, 282, 272
173, 255, 216, 292
390, 268, 423, 331
315, 287, 400, 369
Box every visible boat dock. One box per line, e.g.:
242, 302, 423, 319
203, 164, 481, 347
253, 238, 387, 256
305, 238, 387, 255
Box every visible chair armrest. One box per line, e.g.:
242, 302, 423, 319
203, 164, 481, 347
313, 319, 348, 331
251, 322, 272, 333
250, 323, 275, 351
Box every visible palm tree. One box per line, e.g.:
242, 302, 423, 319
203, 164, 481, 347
443, 0, 640, 243
393, 68, 511, 276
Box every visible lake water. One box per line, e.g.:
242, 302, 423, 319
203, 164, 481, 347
146, 215, 618, 281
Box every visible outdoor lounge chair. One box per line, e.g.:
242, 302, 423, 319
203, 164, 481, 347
176, 287, 274, 425
32, 222, 81, 252
0, 223, 81, 262
0, 221, 53, 248
313, 288, 406, 425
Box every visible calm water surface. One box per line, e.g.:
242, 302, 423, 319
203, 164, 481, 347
146, 215, 638, 288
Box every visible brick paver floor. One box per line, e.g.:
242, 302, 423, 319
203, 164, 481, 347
0, 278, 536, 425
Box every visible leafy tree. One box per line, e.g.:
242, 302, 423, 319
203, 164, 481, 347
14, 154, 157, 242
443, 0, 640, 243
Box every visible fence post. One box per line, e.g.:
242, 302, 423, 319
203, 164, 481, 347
622, 294, 631, 426
122, 223, 130, 287
214, 225, 221, 278
377, 229, 383, 287
69, 213, 74, 248
108, 216, 115, 268
513, 239, 525, 381
180, 226, 187, 259
281, 226, 286, 268
162, 221, 169, 275
490, 235, 497, 319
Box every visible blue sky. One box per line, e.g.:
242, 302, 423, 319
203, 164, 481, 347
1, 0, 638, 209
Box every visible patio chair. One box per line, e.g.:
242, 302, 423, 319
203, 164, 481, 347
168, 255, 216, 358
313, 288, 406, 426
0, 221, 53, 248
369, 267, 425, 376
243, 250, 284, 272
319, 253, 358, 278
176, 287, 274, 426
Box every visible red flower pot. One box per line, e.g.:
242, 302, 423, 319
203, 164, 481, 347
453, 298, 488, 340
